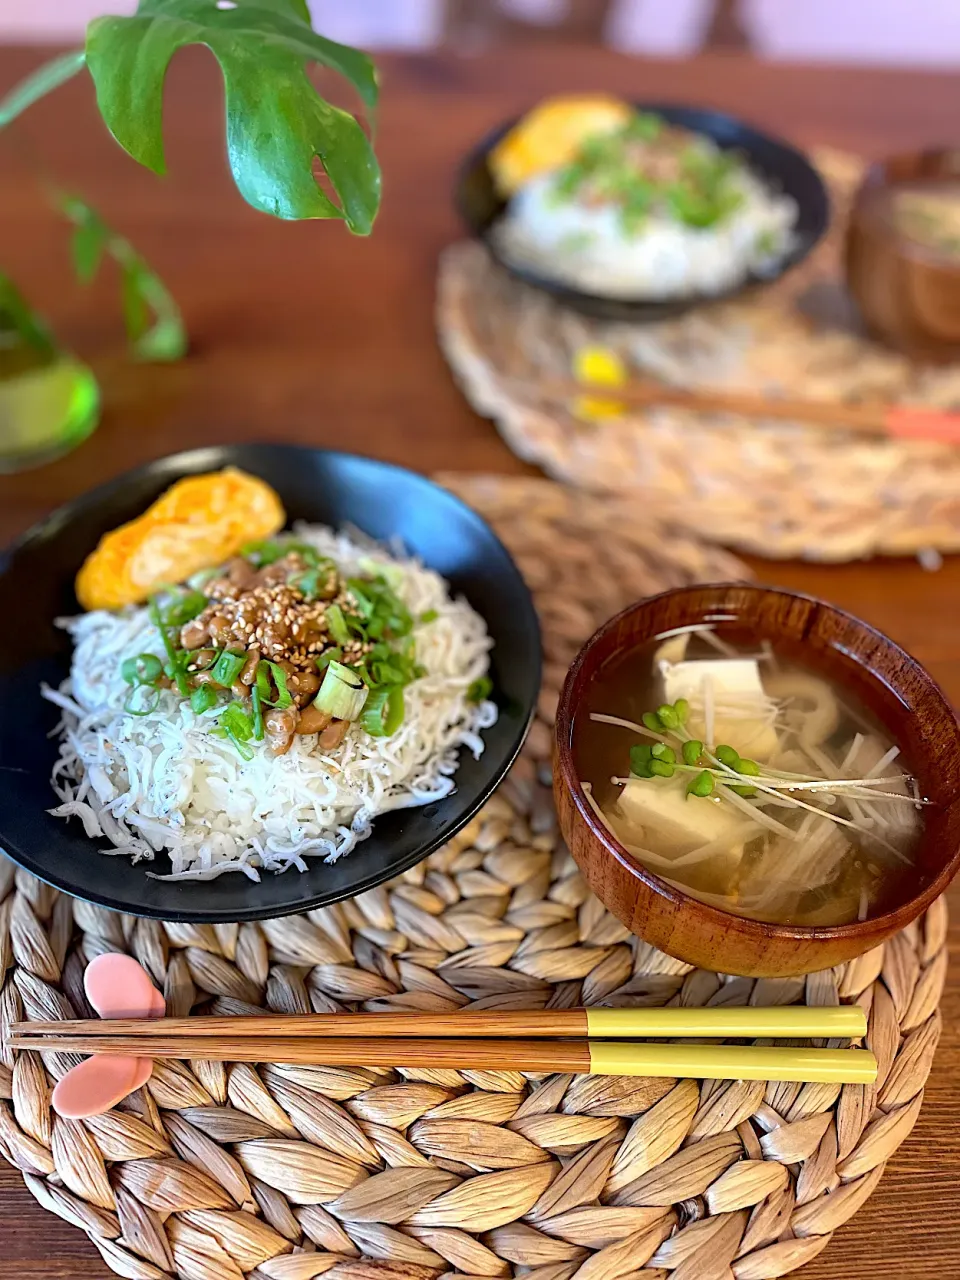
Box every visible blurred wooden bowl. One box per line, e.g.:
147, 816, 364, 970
846, 149, 960, 358
554, 584, 960, 978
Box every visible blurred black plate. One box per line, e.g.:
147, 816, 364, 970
455, 102, 830, 322
0, 445, 541, 923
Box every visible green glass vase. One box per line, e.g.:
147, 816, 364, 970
0, 294, 100, 474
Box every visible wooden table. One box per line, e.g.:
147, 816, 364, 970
0, 43, 958, 1280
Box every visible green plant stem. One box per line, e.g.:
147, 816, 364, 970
0, 51, 86, 129
59, 194, 186, 361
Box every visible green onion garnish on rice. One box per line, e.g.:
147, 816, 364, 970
190, 684, 218, 716
121, 653, 163, 687
250, 681, 265, 741
315, 660, 369, 722
360, 686, 405, 738
213, 702, 255, 760
325, 603, 352, 647
210, 649, 246, 688
160, 588, 207, 628
148, 596, 190, 696
467, 675, 493, 703
260, 660, 293, 709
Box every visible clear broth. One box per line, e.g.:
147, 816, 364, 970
573, 629, 925, 927
880, 180, 960, 261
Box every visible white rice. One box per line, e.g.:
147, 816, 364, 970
43, 524, 497, 881
494, 164, 797, 300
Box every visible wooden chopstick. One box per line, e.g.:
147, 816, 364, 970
5, 1031, 877, 1083
529, 376, 960, 445
9, 1004, 867, 1042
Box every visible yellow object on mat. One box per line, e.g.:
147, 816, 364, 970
75, 467, 285, 610
589, 1041, 878, 1083
585, 1005, 867, 1039
573, 343, 628, 422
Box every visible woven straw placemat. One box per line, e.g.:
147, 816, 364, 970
0, 475, 945, 1280
437, 150, 960, 562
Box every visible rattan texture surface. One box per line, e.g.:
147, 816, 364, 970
0, 475, 944, 1280
437, 151, 960, 561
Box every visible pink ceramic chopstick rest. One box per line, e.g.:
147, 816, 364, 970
51, 954, 165, 1119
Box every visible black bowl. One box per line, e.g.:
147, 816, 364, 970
0, 445, 541, 922
455, 101, 830, 322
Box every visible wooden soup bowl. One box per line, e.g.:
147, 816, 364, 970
846, 148, 960, 359
554, 584, 960, 978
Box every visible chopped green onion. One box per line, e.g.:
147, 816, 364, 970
419, 609, 438, 624
254, 661, 271, 703
187, 567, 220, 591
242, 538, 320, 568
241, 539, 283, 566
190, 684, 218, 715
687, 769, 715, 798
149, 597, 189, 696
386, 608, 413, 639
289, 562, 335, 602
123, 684, 161, 716
346, 575, 413, 640
371, 659, 406, 686
656, 704, 679, 730
360, 686, 405, 738
265, 662, 292, 709
121, 653, 163, 687
682, 739, 703, 766
346, 579, 375, 619
642, 711, 661, 733
259, 660, 293, 709
628, 111, 662, 142
651, 743, 676, 763
648, 759, 675, 779
315, 646, 343, 674
189, 648, 221, 674
250, 682, 265, 741
213, 702, 255, 760
315, 660, 369, 722
326, 604, 352, 647
220, 702, 253, 737
161, 589, 207, 628
358, 556, 406, 594
715, 744, 740, 768
211, 649, 246, 688
467, 676, 492, 703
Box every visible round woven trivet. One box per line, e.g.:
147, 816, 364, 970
437, 149, 960, 561
0, 475, 945, 1280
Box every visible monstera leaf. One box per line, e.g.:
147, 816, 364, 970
0, 2, 380, 232
84, 0, 381, 233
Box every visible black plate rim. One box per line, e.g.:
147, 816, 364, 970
454, 99, 831, 321
0, 444, 542, 922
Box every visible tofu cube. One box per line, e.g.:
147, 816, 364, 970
661, 658, 778, 759
617, 777, 746, 848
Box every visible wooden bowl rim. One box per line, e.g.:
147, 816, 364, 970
555, 583, 960, 946
852, 148, 960, 276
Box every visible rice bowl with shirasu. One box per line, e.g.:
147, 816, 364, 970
44, 525, 497, 881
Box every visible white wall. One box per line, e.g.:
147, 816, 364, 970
2, 0, 960, 66
0, 0, 444, 45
